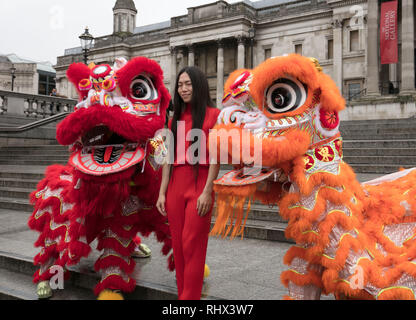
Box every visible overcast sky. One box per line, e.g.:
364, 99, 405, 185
0, 0, 243, 65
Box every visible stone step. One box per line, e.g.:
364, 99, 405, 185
0, 114, 61, 126
340, 122, 416, 130
0, 145, 67, 152
343, 148, 416, 156
340, 127, 416, 136
344, 155, 416, 165
0, 197, 32, 212
343, 140, 416, 148
0, 150, 68, 156
0, 251, 178, 300
0, 155, 68, 161
348, 164, 414, 174
0, 178, 39, 189
341, 118, 416, 126
0, 171, 44, 181
0, 159, 67, 166
341, 133, 416, 140
0, 128, 57, 140
0, 266, 95, 300
0, 187, 31, 200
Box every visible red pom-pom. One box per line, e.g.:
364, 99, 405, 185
319, 109, 339, 129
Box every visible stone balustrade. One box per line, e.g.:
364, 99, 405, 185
0, 90, 77, 118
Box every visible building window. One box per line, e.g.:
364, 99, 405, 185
350, 30, 359, 52
38, 72, 56, 96
347, 82, 361, 100
295, 44, 303, 55
327, 39, 333, 60
264, 48, 272, 60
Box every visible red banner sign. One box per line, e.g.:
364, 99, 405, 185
380, 0, 398, 64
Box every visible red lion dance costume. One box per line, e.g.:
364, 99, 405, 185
28, 57, 173, 300
210, 54, 416, 300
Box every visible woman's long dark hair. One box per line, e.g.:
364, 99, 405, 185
171, 66, 215, 179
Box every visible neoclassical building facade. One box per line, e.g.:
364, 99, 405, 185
55, 0, 416, 119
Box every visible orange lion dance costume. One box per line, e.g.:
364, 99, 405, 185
28, 57, 173, 300
210, 54, 416, 300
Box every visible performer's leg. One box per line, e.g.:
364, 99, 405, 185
32, 219, 71, 299
180, 200, 212, 300
94, 223, 137, 297
166, 168, 186, 299
283, 256, 323, 300
180, 168, 213, 300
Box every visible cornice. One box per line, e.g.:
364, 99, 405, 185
327, 0, 366, 8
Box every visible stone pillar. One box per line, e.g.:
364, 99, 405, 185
332, 18, 344, 93
177, 48, 186, 71
401, 0, 415, 94
170, 46, 177, 95
366, 0, 380, 96
389, 63, 398, 92
188, 44, 195, 67
216, 39, 225, 108
237, 36, 246, 69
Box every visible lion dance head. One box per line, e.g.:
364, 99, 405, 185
59, 57, 170, 180
211, 54, 346, 238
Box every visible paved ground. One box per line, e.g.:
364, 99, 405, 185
0, 208, 296, 300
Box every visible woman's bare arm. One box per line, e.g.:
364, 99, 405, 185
156, 163, 171, 216
197, 163, 220, 216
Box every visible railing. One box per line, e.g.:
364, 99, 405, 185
0, 90, 77, 118
0, 112, 69, 133
347, 88, 367, 101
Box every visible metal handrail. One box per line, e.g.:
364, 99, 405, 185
348, 88, 367, 101
0, 112, 69, 133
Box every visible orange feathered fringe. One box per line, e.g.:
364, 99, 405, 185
279, 162, 416, 299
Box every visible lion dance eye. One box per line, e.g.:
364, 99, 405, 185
130, 75, 158, 101
265, 77, 308, 114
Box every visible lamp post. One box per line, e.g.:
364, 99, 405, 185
248, 24, 256, 68
10, 66, 16, 91
79, 27, 94, 65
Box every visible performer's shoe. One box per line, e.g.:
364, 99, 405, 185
97, 289, 124, 300
131, 243, 151, 258
36, 281, 52, 299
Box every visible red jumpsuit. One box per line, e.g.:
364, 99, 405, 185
167, 105, 220, 300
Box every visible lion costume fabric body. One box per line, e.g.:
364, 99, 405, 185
210, 54, 416, 300
28, 57, 174, 298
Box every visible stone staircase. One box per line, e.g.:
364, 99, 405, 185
0, 116, 415, 300
340, 118, 416, 174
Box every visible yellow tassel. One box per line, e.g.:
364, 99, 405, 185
97, 290, 124, 300
204, 264, 210, 279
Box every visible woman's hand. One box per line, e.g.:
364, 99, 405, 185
156, 193, 167, 216
197, 190, 213, 217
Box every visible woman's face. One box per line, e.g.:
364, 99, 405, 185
178, 72, 193, 104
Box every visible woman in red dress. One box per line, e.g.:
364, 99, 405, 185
156, 66, 220, 300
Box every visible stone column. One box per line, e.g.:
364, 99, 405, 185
216, 39, 225, 108
188, 44, 195, 67
332, 18, 344, 93
389, 63, 398, 92
401, 0, 415, 94
237, 35, 246, 69
170, 46, 177, 95
177, 48, 186, 71
366, 0, 380, 96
